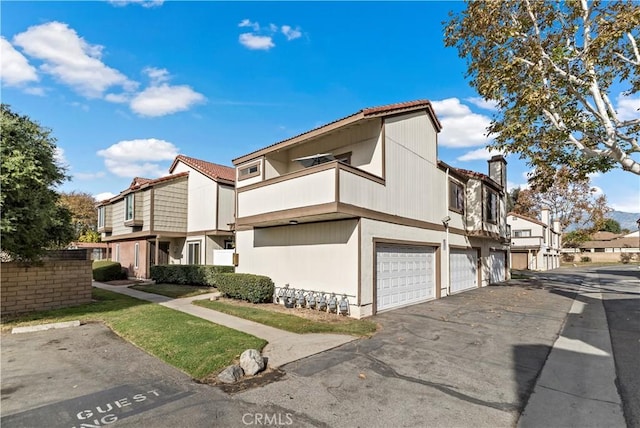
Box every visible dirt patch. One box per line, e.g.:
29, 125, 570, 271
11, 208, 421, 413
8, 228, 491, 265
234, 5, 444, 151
204, 368, 287, 393
211, 297, 357, 323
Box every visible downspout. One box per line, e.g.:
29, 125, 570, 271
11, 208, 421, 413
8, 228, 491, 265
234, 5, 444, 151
445, 167, 451, 296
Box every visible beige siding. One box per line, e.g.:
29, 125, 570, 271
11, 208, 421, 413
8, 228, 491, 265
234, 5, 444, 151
236, 219, 359, 299
153, 178, 188, 232
238, 168, 336, 218
141, 190, 151, 231
111, 200, 128, 236
217, 184, 235, 230
236, 158, 264, 188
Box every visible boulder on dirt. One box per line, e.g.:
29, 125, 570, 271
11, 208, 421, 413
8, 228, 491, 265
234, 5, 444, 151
240, 349, 265, 375
217, 365, 244, 384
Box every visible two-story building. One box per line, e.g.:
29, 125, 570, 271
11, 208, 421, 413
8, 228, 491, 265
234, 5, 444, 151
232, 100, 510, 318
97, 155, 235, 278
507, 208, 561, 271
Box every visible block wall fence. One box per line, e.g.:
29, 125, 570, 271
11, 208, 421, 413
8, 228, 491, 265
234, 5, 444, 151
1, 250, 93, 317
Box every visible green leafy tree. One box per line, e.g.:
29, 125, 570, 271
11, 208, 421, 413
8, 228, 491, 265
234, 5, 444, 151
445, 1, 640, 190
1, 104, 75, 260
600, 218, 622, 234
78, 230, 101, 243
563, 229, 593, 248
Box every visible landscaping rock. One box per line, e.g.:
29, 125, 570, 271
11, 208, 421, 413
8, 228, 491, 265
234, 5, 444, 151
217, 365, 244, 384
240, 349, 265, 375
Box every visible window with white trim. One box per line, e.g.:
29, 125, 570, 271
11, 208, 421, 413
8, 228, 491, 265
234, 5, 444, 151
115, 244, 120, 262
238, 162, 260, 180
449, 180, 465, 213
98, 206, 105, 228
485, 188, 498, 223
187, 241, 201, 265
124, 194, 134, 221
513, 229, 531, 238
134, 242, 139, 269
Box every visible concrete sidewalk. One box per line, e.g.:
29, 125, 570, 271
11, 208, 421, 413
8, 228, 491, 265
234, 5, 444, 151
93, 281, 356, 368
518, 271, 626, 428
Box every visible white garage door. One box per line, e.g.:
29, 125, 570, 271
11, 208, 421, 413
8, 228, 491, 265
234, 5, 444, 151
376, 245, 436, 312
450, 249, 477, 293
489, 250, 506, 283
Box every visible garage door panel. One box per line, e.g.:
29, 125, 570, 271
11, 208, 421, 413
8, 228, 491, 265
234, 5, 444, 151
450, 249, 477, 293
376, 245, 435, 312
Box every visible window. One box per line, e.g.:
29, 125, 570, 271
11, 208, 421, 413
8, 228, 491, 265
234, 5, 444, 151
115, 244, 120, 262
513, 229, 531, 238
134, 243, 139, 269
238, 161, 261, 181
124, 194, 134, 221
224, 239, 234, 249
187, 241, 201, 265
335, 152, 352, 165
98, 206, 105, 228
485, 188, 498, 223
449, 180, 465, 213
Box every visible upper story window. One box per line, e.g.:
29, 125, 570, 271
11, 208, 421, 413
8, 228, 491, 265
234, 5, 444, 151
124, 194, 134, 221
449, 180, 464, 213
485, 188, 498, 224
239, 161, 261, 181
98, 206, 105, 228
513, 229, 531, 238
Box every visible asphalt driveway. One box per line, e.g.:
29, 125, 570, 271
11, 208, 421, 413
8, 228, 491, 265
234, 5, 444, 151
5, 267, 631, 427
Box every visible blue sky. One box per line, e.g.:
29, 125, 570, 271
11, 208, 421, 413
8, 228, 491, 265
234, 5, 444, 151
2, 0, 639, 213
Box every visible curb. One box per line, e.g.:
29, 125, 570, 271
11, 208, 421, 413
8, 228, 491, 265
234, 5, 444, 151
11, 320, 81, 334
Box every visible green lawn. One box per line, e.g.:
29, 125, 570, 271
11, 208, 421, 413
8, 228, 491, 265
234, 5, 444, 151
130, 283, 216, 298
1, 288, 266, 380
194, 300, 378, 337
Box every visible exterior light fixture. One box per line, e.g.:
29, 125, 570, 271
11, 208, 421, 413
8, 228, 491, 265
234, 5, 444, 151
289, 220, 298, 225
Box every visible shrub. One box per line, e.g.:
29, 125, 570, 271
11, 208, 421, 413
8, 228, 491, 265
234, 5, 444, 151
93, 260, 127, 281
580, 256, 592, 262
562, 253, 575, 262
213, 273, 274, 303
149, 264, 234, 285
620, 253, 631, 264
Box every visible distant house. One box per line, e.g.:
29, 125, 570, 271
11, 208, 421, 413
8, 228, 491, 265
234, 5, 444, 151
572, 230, 640, 262
97, 155, 235, 278
507, 209, 562, 271
232, 99, 510, 318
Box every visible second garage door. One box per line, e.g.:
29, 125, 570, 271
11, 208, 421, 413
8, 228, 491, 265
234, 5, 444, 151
450, 249, 478, 293
376, 245, 436, 312
489, 250, 507, 283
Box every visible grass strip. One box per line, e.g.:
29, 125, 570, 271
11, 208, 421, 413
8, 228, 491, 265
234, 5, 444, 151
130, 283, 216, 298
1, 288, 266, 379
194, 299, 377, 337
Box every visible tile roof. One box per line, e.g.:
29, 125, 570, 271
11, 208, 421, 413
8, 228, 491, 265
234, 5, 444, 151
580, 237, 639, 249
507, 212, 548, 228
590, 231, 623, 241
170, 155, 235, 182
233, 99, 442, 165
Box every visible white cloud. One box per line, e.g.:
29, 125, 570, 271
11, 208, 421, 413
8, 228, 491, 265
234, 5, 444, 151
108, 0, 164, 8
74, 171, 106, 180
143, 66, 170, 85
281, 25, 302, 41
616, 94, 640, 121
238, 19, 260, 32
130, 83, 205, 117
105, 93, 130, 103
94, 192, 117, 202
507, 181, 530, 191
12, 21, 136, 98
23, 86, 46, 96
0, 37, 38, 86
610, 198, 640, 213
54, 147, 68, 168
239, 33, 275, 51
97, 138, 179, 177
465, 96, 498, 111
457, 147, 503, 162
269, 23, 279, 33
431, 98, 493, 148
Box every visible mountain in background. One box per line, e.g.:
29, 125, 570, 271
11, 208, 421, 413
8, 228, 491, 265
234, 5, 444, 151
609, 211, 640, 232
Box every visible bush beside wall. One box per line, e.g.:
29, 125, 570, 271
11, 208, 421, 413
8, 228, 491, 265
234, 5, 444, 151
150, 265, 234, 285
214, 273, 274, 303
93, 260, 127, 282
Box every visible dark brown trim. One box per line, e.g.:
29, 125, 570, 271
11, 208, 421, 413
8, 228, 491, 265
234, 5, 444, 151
236, 202, 340, 227
338, 163, 385, 185
334, 163, 340, 203
381, 119, 386, 181
186, 229, 234, 237
215, 183, 220, 230
124, 219, 143, 227
435, 246, 441, 299
335, 151, 352, 164
338, 203, 446, 232
238, 160, 261, 181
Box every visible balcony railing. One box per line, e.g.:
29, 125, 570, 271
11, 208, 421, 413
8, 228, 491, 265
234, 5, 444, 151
236, 161, 384, 226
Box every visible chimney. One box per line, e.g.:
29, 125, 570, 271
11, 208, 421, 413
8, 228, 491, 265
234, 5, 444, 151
553, 219, 561, 234
488, 155, 507, 189
541, 208, 550, 226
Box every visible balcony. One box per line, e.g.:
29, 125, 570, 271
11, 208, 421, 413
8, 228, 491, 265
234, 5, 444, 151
511, 236, 545, 249
236, 161, 385, 227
